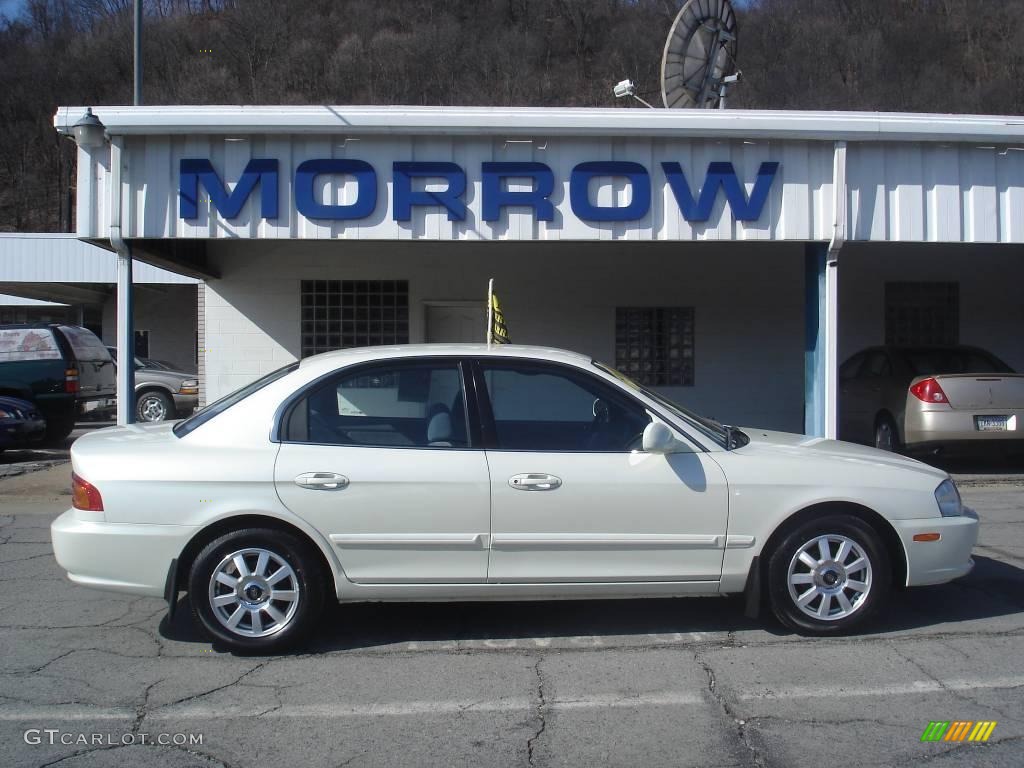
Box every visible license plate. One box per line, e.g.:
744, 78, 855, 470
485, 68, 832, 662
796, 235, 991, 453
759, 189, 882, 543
975, 415, 1008, 432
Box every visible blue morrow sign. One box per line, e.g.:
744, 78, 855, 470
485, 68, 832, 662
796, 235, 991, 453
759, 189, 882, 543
179, 159, 779, 224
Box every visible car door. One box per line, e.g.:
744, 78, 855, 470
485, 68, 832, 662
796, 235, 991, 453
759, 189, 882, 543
274, 358, 490, 584
475, 359, 730, 584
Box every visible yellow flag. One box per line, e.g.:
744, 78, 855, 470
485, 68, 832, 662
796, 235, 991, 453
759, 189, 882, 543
487, 279, 510, 345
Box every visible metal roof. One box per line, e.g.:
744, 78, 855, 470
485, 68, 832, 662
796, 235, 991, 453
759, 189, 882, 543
0, 233, 198, 284
54, 105, 1024, 144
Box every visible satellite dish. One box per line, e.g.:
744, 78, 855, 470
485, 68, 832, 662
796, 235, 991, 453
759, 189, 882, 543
661, 0, 738, 109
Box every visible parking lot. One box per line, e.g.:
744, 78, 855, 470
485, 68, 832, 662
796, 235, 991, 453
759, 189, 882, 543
1, 447, 1023, 767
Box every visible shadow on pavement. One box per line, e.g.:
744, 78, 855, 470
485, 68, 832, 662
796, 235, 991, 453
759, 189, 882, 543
159, 555, 1024, 654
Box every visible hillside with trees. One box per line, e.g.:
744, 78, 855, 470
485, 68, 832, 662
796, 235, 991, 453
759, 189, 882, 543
2, 0, 1023, 231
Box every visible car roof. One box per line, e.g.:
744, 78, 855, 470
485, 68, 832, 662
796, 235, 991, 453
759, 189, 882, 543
298, 343, 593, 371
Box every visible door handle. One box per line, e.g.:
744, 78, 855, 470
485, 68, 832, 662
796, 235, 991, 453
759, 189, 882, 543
295, 472, 349, 491
509, 473, 562, 491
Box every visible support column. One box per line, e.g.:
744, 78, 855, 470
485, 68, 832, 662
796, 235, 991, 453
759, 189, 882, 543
804, 242, 840, 439
109, 135, 135, 426
116, 252, 135, 425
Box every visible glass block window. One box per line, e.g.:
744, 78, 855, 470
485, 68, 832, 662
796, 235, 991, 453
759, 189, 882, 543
885, 282, 959, 346
301, 280, 409, 358
615, 307, 695, 386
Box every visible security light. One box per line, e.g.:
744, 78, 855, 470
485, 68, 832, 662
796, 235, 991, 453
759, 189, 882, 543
613, 79, 655, 109
71, 108, 106, 148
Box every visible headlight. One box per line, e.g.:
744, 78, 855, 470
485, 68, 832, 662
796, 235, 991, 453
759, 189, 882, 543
934, 479, 963, 517
178, 379, 199, 395
0, 408, 14, 419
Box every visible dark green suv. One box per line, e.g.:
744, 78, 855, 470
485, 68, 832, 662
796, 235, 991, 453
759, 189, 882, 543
0, 324, 116, 444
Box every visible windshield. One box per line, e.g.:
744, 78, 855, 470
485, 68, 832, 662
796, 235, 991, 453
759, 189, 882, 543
593, 360, 728, 446
173, 362, 299, 438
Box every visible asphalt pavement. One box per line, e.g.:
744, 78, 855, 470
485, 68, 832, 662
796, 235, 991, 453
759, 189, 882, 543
0, 452, 1023, 767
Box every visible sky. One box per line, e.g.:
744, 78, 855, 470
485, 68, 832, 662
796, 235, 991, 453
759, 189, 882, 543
0, 0, 23, 21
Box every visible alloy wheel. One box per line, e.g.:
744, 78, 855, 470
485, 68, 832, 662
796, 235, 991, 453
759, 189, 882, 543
786, 534, 873, 621
138, 394, 168, 421
207, 547, 301, 638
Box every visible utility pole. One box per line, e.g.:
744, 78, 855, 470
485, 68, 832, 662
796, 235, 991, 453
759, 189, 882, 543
134, 0, 142, 105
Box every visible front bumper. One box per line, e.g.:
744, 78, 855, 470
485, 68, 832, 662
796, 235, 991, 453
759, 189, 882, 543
51, 510, 198, 597
172, 392, 198, 418
894, 507, 979, 587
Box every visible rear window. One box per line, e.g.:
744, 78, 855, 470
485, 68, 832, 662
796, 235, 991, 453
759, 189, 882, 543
58, 326, 112, 363
173, 362, 299, 438
0, 328, 62, 362
904, 348, 1014, 376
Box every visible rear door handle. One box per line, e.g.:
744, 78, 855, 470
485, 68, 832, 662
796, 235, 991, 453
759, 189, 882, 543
509, 473, 562, 491
295, 472, 349, 491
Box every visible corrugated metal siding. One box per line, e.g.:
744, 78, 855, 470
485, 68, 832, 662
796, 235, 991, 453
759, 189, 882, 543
0, 234, 198, 284
846, 143, 1024, 242
86, 134, 1024, 244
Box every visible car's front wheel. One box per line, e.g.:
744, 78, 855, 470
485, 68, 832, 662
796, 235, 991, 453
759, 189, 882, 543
189, 528, 325, 652
767, 515, 891, 634
136, 390, 173, 422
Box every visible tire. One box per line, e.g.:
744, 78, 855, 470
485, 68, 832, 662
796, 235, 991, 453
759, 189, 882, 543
188, 528, 326, 653
43, 415, 75, 447
136, 390, 173, 422
874, 415, 902, 453
767, 514, 891, 634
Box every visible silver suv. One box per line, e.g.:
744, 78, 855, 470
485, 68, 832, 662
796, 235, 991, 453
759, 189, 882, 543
106, 347, 199, 422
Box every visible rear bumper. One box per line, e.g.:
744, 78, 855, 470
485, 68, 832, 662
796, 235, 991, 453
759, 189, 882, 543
50, 510, 198, 597
905, 409, 1023, 446
893, 508, 979, 587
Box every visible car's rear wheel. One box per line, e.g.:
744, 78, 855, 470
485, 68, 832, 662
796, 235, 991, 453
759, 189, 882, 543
767, 515, 890, 634
874, 415, 901, 452
137, 390, 173, 422
189, 528, 325, 652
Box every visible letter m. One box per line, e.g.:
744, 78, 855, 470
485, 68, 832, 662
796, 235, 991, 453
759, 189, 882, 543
179, 159, 278, 220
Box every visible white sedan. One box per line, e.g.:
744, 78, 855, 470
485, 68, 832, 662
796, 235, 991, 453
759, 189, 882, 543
51, 345, 978, 652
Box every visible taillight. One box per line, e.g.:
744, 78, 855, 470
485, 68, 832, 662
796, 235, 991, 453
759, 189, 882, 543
72, 473, 104, 511
910, 378, 949, 404
65, 368, 80, 394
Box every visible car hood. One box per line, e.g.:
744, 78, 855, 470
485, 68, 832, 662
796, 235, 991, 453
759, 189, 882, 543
733, 427, 948, 481
135, 367, 195, 385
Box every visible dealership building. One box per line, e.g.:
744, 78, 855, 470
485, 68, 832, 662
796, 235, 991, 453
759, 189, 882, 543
54, 106, 1024, 437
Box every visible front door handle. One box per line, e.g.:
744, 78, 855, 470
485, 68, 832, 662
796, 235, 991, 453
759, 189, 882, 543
295, 472, 349, 491
509, 473, 562, 491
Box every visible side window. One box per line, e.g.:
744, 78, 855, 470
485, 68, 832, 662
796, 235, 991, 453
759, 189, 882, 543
287, 361, 469, 448
862, 351, 892, 378
839, 353, 865, 381
480, 362, 651, 452
0, 328, 62, 362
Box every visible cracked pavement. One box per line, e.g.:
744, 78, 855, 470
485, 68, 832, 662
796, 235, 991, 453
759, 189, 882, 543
1, 468, 1023, 767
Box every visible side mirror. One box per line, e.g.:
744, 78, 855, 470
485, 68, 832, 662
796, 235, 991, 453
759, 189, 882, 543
642, 421, 677, 454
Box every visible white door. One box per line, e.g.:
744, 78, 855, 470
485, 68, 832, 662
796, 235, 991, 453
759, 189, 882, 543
274, 358, 490, 584
426, 304, 487, 343
477, 360, 730, 583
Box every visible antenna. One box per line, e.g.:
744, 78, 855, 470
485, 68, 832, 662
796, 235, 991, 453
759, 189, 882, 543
660, 0, 739, 109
